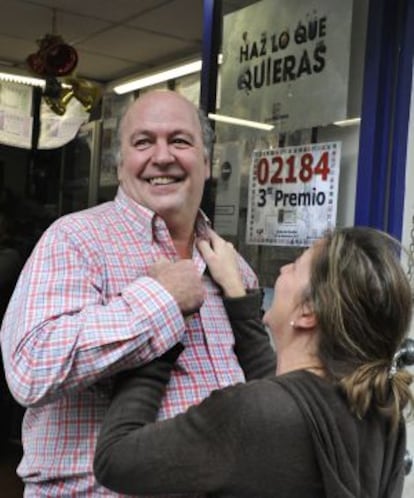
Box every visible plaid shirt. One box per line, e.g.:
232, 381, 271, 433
1, 187, 258, 497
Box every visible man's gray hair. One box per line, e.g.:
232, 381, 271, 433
197, 108, 215, 161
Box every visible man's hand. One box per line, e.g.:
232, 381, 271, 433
148, 258, 205, 316
197, 229, 246, 298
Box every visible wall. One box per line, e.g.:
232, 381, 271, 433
401, 63, 414, 498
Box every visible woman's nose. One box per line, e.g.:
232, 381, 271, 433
280, 263, 292, 273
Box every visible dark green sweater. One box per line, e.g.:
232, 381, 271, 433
94, 292, 406, 498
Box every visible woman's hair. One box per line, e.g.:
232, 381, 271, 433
306, 226, 414, 429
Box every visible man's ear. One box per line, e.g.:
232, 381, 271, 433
117, 163, 123, 182
295, 303, 317, 330
204, 158, 211, 180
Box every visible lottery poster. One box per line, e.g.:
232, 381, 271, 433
246, 141, 341, 246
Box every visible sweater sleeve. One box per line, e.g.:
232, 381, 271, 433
94, 365, 277, 496
94, 372, 320, 497
224, 289, 276, 379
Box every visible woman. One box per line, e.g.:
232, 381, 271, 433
94, 227, 413, 498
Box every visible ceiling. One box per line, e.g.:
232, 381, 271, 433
0, 0, 258, 87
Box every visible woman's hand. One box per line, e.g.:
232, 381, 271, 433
197, 228, 246, 298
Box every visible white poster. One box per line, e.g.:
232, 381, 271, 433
221, 0, 353, 132
0, 81, 90, 150
0, 81, 33, 148
38, 98, 89, 149
246, 141, 341, 246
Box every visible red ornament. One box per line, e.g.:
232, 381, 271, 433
26, 34, 78, 77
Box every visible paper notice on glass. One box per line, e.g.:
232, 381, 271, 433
38, 98, 89, 149
0, 81, 32, 114
0, 82, 33, 148
0, 81, 90, 150
246, 141, 341, 246
213, 142, 243, 235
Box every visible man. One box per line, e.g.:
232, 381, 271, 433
0, 90, 259, 497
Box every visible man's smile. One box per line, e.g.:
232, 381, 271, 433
146, 176, 183, 186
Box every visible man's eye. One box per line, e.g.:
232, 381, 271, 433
172, 138, 191, 147
172, 137, 191, 145
134, 139, 150, 148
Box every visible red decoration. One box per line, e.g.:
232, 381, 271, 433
26, 34, 78, 77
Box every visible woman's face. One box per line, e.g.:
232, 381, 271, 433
263, 243, 318, 344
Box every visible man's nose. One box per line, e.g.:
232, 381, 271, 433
152, 140, 174, 165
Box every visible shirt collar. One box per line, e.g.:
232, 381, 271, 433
114, 186, 211, 244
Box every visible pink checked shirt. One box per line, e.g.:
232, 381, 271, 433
0, 187, 258, 497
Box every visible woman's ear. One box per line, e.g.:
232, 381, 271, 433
295, 303, 317, 330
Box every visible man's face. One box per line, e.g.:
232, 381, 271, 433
118, 91, 210, 228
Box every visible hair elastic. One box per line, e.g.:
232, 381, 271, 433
388, 360, 398, 379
